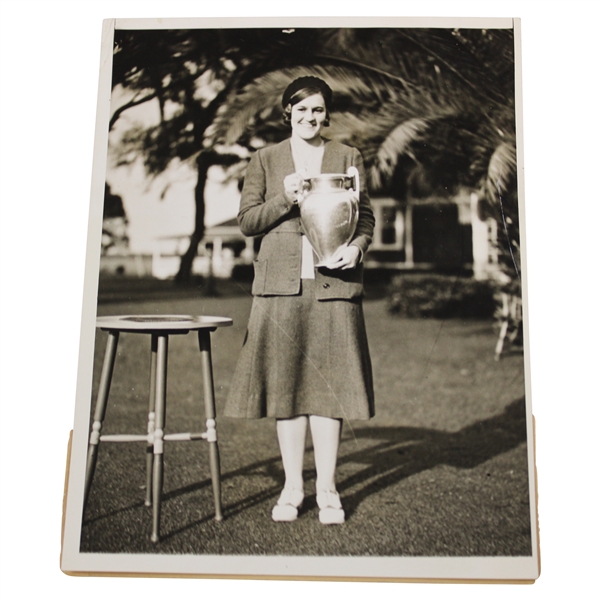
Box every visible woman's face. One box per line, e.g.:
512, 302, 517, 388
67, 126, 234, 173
290, 93, 327, 141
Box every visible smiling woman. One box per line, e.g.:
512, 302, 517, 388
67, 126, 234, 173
290, 94, 328, 142
224, 76, 376, 525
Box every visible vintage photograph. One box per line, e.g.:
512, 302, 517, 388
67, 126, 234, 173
61, 17, 538, 580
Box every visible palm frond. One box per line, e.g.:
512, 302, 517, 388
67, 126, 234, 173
369, 117, 432, 190
485, 139, 517, 203
325, 111, 378, 144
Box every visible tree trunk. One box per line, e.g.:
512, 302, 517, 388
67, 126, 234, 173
174, 151, 213, 283
175, 150, 241, 283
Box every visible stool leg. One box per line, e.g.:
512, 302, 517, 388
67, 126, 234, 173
145, 335, 158, 507
198, 330, 223, 521
84, 330, 119, 508
151, 334, 168, 543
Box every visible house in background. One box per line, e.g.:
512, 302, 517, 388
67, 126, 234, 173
100, 185, 500, 281
149, 218, 255, 280
196, 189, 499, 280
366, 189, 498, 280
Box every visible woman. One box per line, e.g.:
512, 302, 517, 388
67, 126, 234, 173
225, 76, 375, 525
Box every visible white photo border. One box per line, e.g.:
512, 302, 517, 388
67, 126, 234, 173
61, 16, 539, 581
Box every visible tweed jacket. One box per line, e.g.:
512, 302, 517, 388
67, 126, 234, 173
238, 139, 375, 300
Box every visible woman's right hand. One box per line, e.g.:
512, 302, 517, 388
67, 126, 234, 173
283, 173, 304, 204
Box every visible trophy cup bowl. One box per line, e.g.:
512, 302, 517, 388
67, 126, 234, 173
298, 166, 360, 267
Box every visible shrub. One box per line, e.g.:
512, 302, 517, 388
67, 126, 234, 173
387, 274, 496, 319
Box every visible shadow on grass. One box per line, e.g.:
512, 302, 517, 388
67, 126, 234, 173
338, 396, 527, 519
83, 396, 527, 540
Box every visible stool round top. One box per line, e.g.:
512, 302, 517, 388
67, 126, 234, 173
96, 314, 232, 332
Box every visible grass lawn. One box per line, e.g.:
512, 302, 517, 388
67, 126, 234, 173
80, 277, 532, 557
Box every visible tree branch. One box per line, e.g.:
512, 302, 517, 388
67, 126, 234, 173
109, 92, 158, 131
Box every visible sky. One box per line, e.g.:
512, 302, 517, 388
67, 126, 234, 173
107, 85, 241, 253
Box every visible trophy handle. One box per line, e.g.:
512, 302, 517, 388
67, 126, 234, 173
347, 166, 360, 201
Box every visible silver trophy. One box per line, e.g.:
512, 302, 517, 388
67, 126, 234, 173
298, 166, 360, 267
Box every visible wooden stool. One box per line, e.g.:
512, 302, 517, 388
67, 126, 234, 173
84, 314, 232, 542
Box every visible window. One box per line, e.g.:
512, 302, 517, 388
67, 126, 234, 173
372, 199, 404, 249
381, 205, 398, 245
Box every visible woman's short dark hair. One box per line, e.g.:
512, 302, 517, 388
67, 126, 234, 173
281, 76, 332, 127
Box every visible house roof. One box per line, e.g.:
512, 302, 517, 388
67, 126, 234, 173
209, 217, 239, 229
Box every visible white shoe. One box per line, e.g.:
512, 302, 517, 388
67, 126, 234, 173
272, 488, 304, 522
316, 490, 345, 525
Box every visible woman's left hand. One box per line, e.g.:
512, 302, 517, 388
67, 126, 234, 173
324, 244, 361, 270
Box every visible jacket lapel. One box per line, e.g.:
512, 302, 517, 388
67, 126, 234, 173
282, 139, 295, 175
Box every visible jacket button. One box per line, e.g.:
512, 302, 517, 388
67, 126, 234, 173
323, 283, 330, 289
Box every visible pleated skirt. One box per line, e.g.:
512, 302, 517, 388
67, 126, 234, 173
224, 279, 375, 420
